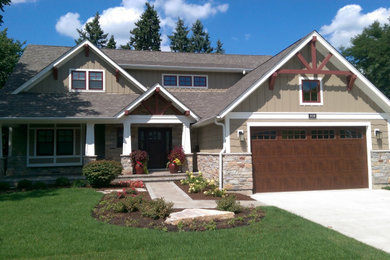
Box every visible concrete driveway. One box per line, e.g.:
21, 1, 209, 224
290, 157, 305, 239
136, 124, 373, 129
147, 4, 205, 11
251, 189, 390, 254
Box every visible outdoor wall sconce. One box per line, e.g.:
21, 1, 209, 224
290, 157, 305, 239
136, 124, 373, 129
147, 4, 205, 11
237, 130, 245, 142
374, 129, 382, 139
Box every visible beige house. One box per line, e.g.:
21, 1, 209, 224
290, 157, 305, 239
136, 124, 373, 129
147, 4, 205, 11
1, 31, 389, 193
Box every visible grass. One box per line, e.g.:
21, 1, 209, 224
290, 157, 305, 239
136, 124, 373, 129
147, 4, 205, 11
0, 189, 389, 259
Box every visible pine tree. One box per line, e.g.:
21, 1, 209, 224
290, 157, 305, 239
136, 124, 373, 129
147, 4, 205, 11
106, 35, 116, 49
215, 39, 225, 54
0, 0, 10, 26
189, 20, 213, 53
128, 3, 161, 51
169, 18, 190, 52
76, 12, 108, 48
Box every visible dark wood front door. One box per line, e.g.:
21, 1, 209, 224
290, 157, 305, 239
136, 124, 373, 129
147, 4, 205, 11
138, 128, 172, 169
251, 127, 368, 193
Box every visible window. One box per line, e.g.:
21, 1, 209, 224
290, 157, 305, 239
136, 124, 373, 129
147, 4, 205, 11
340, 129, 362, 139
89, 72, 103, 90
71, 71, 86, 90
56, 129, 73, 155
70, 70, 104, 91
252, 130, 276, 140
281, 130, 306, 140
36, 130, 54, 156
194, 76, 207, 87
163, 75, 177, 86
179, 76, 192, 86
162, 74, 208, 88
117, 127, 123, 148
311, 129, 335, 139
302, 80, 320, 103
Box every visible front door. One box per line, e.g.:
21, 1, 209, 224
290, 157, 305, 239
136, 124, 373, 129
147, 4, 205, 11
138, 128, 172, 169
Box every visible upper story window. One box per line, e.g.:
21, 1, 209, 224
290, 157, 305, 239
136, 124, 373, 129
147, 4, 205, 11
299, 77, 323, 106
70, 69, 105, 92
163, 74, 208, 88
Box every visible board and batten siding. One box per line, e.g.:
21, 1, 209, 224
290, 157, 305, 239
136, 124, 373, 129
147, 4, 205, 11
125, 69, 243, 90
28, 50, 142, 94
196, 123, 223, 152
229, 119, 389, 153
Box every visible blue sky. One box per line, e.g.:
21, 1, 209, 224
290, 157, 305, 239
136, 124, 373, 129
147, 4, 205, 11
2, 0, 390, 55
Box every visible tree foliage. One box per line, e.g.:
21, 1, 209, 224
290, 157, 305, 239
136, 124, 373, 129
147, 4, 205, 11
169, 18, 190, 52
76, 12, 108, 48
190, 20, 213, 53
0, 29, 24, 88
128, 3, 161, 51
216, 39, 224, 54
106, 35, 116, 49
341, 20, 390, 97
0, 0, 10, 26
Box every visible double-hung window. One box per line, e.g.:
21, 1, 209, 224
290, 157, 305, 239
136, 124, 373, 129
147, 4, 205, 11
300, 77, 323, 105
70, 70, 104, 91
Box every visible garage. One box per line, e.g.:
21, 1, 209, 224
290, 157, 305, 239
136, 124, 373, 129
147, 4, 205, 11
251, 127, 368, 193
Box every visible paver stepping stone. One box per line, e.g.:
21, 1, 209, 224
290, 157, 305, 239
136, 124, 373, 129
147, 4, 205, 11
165, 208, 234, 225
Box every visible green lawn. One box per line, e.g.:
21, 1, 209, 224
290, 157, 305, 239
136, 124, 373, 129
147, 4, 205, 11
0, 189, 389, 259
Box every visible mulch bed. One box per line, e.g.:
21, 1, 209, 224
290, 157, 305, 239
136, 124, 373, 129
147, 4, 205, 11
173, 181, 255, 201
92, 191, 265, 232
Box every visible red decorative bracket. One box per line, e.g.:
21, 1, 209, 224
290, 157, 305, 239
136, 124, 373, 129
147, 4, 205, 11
84, 44, 89, 57
184, 110, 190, 116
124, 110, 130, 116
268, 72, 278, 90
52, 67, 58, 80
347, 74, 357, 91
115, 69, 120, 82
155, 87, 160, 93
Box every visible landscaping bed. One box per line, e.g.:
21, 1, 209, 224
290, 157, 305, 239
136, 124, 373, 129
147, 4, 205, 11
92, 189, 264, 232
174, 180, 254, 201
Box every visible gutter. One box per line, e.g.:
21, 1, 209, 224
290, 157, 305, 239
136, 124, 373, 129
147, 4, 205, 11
120, 64, 254, 73
214, 118, 226, 189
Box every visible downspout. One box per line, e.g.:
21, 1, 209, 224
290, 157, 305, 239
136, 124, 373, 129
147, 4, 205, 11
214, 118, 226, 189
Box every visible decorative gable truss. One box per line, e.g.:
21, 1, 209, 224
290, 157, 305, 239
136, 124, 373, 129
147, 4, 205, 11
268, 36, 357, 91
12, 40, 147, 94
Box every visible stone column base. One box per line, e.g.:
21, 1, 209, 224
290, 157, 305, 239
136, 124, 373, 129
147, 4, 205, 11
83, 155, 97, 165
120, 155, 133, 175
183, 153, 193, 172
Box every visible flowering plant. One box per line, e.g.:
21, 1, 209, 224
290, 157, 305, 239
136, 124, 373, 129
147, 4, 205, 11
116, 180, 144, 188
167, 146, 186, 165
130, 150, 148, 174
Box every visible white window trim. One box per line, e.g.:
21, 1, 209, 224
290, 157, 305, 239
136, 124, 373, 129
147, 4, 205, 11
299, 76, 323, 106
69, 69, 105, 92
246, 121, 373, 189
162, 74, 208, 89
27, 124, 83, 167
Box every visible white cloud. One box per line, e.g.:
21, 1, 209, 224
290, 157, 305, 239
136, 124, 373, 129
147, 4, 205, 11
55, 12, 82, 39
320, 5, 390, 48
11, 0, 37, 4
55, 0, 228, 50
244, 33, 251, 40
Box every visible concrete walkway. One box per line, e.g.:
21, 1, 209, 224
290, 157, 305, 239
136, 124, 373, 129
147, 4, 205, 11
251, 189, 390, 254
145, 181, 264, 209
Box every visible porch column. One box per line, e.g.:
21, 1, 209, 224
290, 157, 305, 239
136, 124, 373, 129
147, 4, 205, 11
182, 122, 191, 154
85, 123, 95, 156
122, 121, 132, 155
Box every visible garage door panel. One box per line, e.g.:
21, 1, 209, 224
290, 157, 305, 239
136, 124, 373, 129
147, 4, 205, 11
251, 127, 368, 193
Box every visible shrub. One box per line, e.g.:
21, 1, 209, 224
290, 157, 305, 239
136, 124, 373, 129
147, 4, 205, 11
168, 146, 186, 165
112, 201, 126, 213
17, 179, 33, 190
140, 198, 173, 219
383, 186, 390, 190
0, 182, 10, 191
32, 181, 47, 190
71, 179, 87, 188
82, 160, 123, 188
55, 177, 70, 187
122, 195, 143, 212
216, 195, 242, 213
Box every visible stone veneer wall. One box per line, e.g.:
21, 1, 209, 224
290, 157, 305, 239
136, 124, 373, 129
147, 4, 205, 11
371, 151, 390, 187
196, 152, 253, 195
120, 155, 132, 175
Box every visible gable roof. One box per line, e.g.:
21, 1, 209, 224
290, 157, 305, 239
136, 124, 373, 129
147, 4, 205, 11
116, 84, 200, 121
10, 40, 148, 94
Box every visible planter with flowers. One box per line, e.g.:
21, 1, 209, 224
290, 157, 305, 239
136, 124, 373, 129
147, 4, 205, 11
167, 146, 186, 174
130, 150, 149, 174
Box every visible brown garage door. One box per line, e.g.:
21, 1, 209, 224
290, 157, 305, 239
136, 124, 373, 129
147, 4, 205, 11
251, 127, 368, 193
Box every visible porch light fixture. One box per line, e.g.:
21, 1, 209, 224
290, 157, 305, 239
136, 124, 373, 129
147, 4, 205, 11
374, 129, 382, 139
237, 130, 245, 142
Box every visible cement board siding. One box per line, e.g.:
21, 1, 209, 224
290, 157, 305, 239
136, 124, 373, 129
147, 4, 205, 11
233, 45, 383, 113
28, 50, 141, 94
126, 69, 242, 90
196, 124, 222, 152
229, 119, 389, 153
